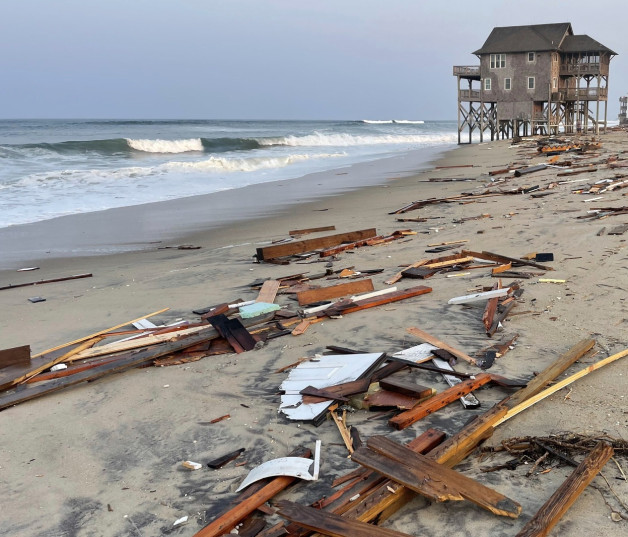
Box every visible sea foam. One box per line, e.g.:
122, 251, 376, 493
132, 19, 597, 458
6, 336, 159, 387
261, 132, 455, 147
126, 138, 204, 153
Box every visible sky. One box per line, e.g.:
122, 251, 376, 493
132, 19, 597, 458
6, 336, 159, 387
0, 0, 625, 120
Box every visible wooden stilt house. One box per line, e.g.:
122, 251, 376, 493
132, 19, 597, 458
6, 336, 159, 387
453, 23, 616, 143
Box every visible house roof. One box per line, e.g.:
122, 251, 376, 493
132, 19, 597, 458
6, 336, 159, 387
561, 34, 617, 55
473, 23, 572, 54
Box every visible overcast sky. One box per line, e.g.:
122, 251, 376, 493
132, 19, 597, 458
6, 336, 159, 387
1, 0, 624, 120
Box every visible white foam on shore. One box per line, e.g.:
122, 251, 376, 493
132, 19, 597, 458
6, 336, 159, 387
261, 132, 455, 147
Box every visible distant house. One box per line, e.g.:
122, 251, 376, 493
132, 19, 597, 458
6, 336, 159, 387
453, 23, 616, 143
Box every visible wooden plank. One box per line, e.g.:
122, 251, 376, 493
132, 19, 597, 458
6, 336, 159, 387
506, 339, 595, 408
498, 347, 628, 426
388, 374, 493, 430
363, 436, 521, 518
326, 286, 432, 316
32, 308, 169, 359
406, 327, 477, 366
0, 345, 30, 369
320, 236, 385, 257
492, 262, 512, 274
607, 223, 628, 235
0, 328, 221, 411
378, 378, 433, 399
256, 229, 377, 261
289, 225, 336, 236
424, 256, 474, 269
462, 250, 554, 271
194, 448, 311, 537
275, 501, 412, 537
0, 272, 92, 291
256, 280, 280, 303
363, 389, 431, 410
515, 442, 614, 537
207, 448, 246, 469
297, 280, 374, 306
1, 337, 103, 391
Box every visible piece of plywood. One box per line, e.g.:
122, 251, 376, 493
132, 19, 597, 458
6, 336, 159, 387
256, 229, 377, 261
297, 280, 374, 306
255, 280, 280, 303
514, 442, 614, 537
378, 378, 433, 399
280, 353, 385, 421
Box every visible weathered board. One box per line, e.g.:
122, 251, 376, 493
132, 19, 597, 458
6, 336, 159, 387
256, 229, 377, 261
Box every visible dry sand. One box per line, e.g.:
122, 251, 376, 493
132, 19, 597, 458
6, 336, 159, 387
0, 132, 627, 536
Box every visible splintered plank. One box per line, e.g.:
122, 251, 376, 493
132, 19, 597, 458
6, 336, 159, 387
355, 436, 521, 518
297, 280, 374, 306
326, 286, 432, 316
255, 280, 280, 303
289, 225, 336, 236
275, 500, 412, 537
515, 442, 614, 537
388, 373, 493, 430
256, 229, 377, 261
406, 327, 477, 366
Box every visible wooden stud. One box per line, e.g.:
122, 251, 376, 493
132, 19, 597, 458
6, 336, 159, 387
406, 327, 477, 366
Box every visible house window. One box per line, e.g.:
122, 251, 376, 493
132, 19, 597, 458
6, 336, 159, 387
528, 77, 535, 90
528, 52, 535, 62
490, 54, 506, 69
552, 77, 558, 89
504, 78, 511, 90
484, 78, 492, 91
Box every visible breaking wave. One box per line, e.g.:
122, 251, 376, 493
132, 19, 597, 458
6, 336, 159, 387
260, 132, 455, 147
126, 138, 204, 153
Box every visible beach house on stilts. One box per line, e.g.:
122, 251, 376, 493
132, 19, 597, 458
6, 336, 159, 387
453, 23, 616, 143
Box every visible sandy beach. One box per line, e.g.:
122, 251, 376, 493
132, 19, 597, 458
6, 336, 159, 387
1, 133, 627, 536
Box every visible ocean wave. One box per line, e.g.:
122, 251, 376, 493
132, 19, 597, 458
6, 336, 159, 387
259, 132, 456, 147
392, 120, 425, 124
126, 138, 204, 153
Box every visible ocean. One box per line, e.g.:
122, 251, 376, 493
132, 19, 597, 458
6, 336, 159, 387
0, 119, 457, 230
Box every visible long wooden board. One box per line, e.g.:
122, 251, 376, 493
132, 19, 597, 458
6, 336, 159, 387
506, 338, 595, 408
326, 286, 432, 316
276, 501, 412, 537
388, 373, 493, 430
289, 225, 336, 236
515, 442, 613, 537
297, 280, 374, 306
406, 327, 477, 366
255, 280, 280, 303
461, 250, 554, 271
256, 229, 377, 261
359, 436, 521, 518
